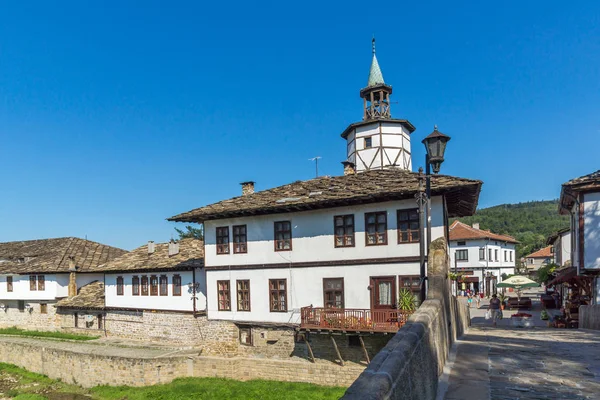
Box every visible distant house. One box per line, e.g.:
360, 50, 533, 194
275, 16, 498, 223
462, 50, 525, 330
0, 237, 126, 330
449, 221, 517, 296
524, 246, 554, 274
546, 228, 571, 267
559, 170, 600, 303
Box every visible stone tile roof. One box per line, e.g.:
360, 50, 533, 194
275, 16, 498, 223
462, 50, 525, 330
525, 245, 553, 259
56, 281, 104, 309
0, 237, 127, 274
169, 169, 482, 223
96, 238, 203, 273
449, 221, 518, 244
560, 170, 600, 213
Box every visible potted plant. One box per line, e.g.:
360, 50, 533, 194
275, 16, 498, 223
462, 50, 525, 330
398, 288, 416, 311
540, 309, 549, 320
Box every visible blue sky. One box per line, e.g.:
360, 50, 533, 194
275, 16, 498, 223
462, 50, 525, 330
1, 1, 599, 250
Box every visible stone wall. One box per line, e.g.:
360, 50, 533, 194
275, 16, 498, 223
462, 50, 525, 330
580, 305, 600, 330
0, 301, 59, 330
0, 338, 363, 388
341, 238, 471, 400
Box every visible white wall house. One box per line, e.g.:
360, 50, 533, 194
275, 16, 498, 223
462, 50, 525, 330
524, 246, 553, 275
547, 228, 572, 267
560, 170, 600, 303
448, 221, 517, 296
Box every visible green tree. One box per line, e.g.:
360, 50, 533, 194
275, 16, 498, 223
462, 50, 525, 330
536, 263, 559, 284
174, 225, 204, 240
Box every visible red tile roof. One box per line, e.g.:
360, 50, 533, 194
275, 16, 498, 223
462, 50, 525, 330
525, 245, 553, 259
449, 221, 518, 244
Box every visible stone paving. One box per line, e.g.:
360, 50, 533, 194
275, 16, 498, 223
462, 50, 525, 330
441, 291, 600, 400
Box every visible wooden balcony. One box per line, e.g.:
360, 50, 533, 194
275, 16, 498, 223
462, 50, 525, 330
300, 306, 414, 333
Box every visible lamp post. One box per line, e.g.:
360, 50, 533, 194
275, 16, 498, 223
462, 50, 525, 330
416, 125, 451, 304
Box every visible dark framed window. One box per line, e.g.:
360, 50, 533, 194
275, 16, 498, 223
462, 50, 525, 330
494, 249, 498, 262
6, 276, 13, 292
37, 275, 45, 291
457, 241, 467, 246
29, 275, 37, 291
236, 280, 251, 311
479, 248, 485, 260
323, 278, 344, 308
399, 275, 421, 305
239, 327, 252, 346
150, 275, 158, 296
40, 303, 47, 314
334, 215, 355, 247
274, 221, 292, 251
217, 280, 231, 311
504, 250, 507, 262
365, 212, 387, 245
73, 312, 78, 327
97, 315, 103, 330
489, 249, 493, 262
132, 276, 140, 296
397, 209, 419, 244
173, 274, 182, 296
116, 276, 124, 296
456, 250, 468, 261
510, 251, 513, 262
17, 300, 25, 312
141, 276, 149, 296
216, 227, 230, 254
233, 225, 248, 254
269, 279, 287, 312
364, 136, 372, 148
160, 275, 168, 296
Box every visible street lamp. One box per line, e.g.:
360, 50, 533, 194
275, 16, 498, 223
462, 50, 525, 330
417, 125, 451, 304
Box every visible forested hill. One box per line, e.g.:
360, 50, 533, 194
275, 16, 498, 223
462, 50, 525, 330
453, 200, 569, 258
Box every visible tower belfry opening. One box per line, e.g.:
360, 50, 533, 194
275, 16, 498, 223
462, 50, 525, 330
360, 38, 393, 120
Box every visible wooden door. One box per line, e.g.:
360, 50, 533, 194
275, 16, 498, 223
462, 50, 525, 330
371, 276, 396, 310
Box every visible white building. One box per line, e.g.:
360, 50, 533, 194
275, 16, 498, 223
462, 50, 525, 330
0, 237, 126, 329
448, 221, 517, 296
169, 41, 482, 357
559, 170, 600, 303
547, 228, 571, 267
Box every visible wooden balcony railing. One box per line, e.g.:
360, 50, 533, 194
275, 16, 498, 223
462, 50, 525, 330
300, 306, 414, 333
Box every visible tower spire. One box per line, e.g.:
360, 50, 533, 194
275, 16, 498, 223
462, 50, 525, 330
360, 38, 392, 120
367, 37, 385, 87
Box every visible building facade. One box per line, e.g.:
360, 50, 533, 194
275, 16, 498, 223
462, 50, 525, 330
547, 228, 572, 267
524, 246, 554, 275
448, 221, 517, 296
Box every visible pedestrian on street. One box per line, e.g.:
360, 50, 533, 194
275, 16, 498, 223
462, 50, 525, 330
467, 293, 472, 308
489, 294, 501, 327
476, 294, 481, 309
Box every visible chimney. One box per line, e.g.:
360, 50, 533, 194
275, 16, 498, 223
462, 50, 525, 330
148, 241, 155, 254
342, 161, 356, 176
68, 256, 78, 297
240, 181, 255, 196
472, 223, 480, 230
168, 240, 180, 256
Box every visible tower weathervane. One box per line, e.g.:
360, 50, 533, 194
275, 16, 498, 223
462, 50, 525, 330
372, 36, 376, 55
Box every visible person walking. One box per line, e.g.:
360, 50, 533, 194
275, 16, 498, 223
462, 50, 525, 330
489, 294, 501, 327
467, 293, 473, 308
475, 293, 481, 309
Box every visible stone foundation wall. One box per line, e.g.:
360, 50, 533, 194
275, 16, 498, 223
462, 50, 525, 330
0, 339, 363, 388
0, 301, 59, 330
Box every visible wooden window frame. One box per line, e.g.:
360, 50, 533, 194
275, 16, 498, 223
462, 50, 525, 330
364, 136, 372, 148
479, 248, 485, 261
132, 276, 140, 296
494, 249, 498, 262
37, 275, 45, 291
323, 278, 344, 309
236, 280, 251, 311
159, 275, 168, 296
141, 276, 149, 296
233, 225, 248, 254
239, 326, 253, 346
269, 279, 288, 312
173, 274, 182, 296
274, 221, 292, 252
456, 249, 468, 261
150, 275, 159, 296
6, 276, 13, 292
217, 280, 231, 311
398, 275, 421, 303
504, 250, 507, 262
29, 275, 37, 291
40, 303, 48, 314
365, 212, 388, 246
334, 215, 355, 248
116, 276, 124, 296
397, 209, 419, 244
216, 226, 230, 255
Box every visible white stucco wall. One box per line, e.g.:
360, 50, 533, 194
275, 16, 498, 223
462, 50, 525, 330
584, 192, 600, 270
207, 262, 420, 324
449, 239, 516, 272
0, 274, 63, 301
204, 198, 445, 267
104, 269, 206, 312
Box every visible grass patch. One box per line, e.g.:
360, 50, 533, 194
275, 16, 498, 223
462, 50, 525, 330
91, 377, 346, 400
0, 327, 99, 341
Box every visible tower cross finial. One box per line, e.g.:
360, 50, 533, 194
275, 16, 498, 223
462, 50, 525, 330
372, 36, 376, 55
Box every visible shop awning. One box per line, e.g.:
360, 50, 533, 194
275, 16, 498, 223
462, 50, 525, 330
548, 267, 577, 286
